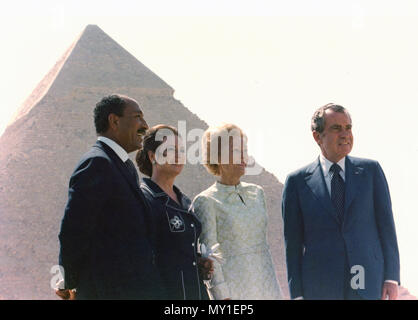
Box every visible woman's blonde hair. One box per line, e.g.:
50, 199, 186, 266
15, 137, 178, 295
201, 123, 246, 176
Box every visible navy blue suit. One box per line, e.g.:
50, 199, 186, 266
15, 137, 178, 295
58, 141, 164, 299
282, 156, 400, 299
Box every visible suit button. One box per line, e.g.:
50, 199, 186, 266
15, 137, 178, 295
191, 223, 194, 227
192, 243, 195, 247
193, 261, 196, 266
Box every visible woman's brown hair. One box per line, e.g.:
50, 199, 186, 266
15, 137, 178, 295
136, 124, 179, 177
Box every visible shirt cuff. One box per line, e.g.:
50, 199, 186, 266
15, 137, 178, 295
384, 280, 399, 285
294, 296, 304, 300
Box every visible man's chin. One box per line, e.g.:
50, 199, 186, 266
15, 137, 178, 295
342, 148, 352, 157
171, 164, 184, 171
133, 141, 143, 151
336, 146, 352, 158
336, 151, 351, 161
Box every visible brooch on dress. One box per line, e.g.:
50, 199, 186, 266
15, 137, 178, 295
169, 215, 184, 230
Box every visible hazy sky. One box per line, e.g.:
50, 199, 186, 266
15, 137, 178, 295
1, 0, 417, 296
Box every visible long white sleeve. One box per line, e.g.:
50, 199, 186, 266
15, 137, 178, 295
192, 195, 231, 300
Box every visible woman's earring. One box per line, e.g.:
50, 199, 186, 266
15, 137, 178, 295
152, 160, 157, 165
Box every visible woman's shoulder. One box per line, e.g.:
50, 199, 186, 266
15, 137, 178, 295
191, 184, 219, 207
239, 181, 265, 196
140, 179, 168, 206
194, 182, 217, 197
240, 181, 263, 190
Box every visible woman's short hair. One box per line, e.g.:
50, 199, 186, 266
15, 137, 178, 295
136, 124, 179, 177
201, 123, 246, 176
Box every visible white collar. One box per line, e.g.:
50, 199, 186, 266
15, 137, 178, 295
97, 136, 129, 162
319, 154, 345, 177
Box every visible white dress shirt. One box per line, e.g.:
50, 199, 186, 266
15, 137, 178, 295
319, 154, 346, 196
97, 136, 129, 162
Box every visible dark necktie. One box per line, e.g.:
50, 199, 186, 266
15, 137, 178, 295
330, 163, 345, 224
125, 158, 140, 188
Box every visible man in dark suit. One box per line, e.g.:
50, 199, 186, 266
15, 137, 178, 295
57, 94, 165, 299
282, 103, 400, 300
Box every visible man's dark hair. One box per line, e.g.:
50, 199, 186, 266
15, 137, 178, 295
311, 103, 351, 133
94, 95, 127, 134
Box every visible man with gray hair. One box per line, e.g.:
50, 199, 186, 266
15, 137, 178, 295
282, 103, 400, 300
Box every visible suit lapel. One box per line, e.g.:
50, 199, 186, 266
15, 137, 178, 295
343, 156, 364, 219
305, 158, 340, 225
96, 141, 150, 209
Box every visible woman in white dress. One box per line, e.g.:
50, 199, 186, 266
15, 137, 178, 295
192, 123, 283, 300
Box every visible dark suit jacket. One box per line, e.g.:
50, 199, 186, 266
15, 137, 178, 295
282, 156, 400, 300
140, 178, 209, 300
58, 141, 164, 299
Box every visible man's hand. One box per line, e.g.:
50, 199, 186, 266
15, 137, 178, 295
55, 289, 76, 300
381, 282, 398, 300
198, 257, 214, 280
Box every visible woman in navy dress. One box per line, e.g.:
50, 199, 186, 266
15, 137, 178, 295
136, 124, 211, 300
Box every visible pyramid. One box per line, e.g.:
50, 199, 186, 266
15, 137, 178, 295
0, 25, 287, 299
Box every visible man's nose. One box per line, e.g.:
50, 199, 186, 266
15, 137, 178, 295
340, 129, 350, 138
142, 118, 149, 130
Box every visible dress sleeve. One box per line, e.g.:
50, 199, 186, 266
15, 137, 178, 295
192, 195, 231, 300
258, 186, 269, 218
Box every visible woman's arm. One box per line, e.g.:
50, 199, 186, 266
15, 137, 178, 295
192, 195, 231, 300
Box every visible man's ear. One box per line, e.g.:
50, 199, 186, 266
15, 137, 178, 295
108, 113, 119, 131
313, 131, 321, 146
